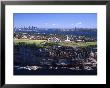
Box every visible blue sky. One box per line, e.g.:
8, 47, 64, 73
14, 13, 97, 28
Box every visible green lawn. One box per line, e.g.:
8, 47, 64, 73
14, 39, 47, 45
14, 39, 96, 48
58, 41, 96, 47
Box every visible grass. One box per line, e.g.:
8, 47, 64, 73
14, 39, 96, 48
58, 41, 96, 47
14, 39, 47, 45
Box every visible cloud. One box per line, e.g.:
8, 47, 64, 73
71, 22, 82, 27
77, 22, 82, 25
71, 22, 82, 26
52, 24, 56, 26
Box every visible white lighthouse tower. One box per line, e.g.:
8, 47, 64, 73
65, 35, 70, 42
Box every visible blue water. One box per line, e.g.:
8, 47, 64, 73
15, 29, 97, 38
38, 30, 97, 38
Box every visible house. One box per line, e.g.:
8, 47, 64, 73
76, 39, 85, 42
29, 35, 36, 40
22, 35, 28, 39
48, 37, 61, 42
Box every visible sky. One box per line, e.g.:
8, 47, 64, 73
14, 13, 97, 28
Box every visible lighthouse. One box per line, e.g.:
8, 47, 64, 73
65, 35, 70, 42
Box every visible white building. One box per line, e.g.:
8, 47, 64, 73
48, 37, 61, 42
29, 35, 36, 40
22, 35, 27, 39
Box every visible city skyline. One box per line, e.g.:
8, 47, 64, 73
14, 13, 97, 29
